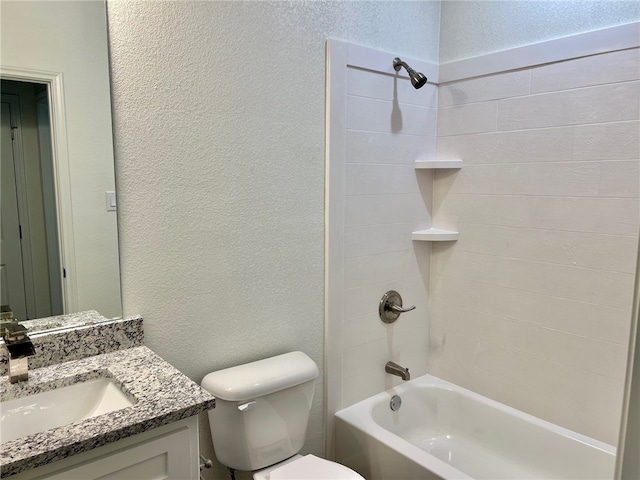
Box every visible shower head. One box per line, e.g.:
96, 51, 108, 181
393, 57, 427, 89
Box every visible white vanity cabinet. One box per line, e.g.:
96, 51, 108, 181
10, 416, 199, 480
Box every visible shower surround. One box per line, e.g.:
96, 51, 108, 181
326, 24, 639, 453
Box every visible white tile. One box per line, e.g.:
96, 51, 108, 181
345, 194, 427, 227
345, 164, 419, 196
435, 127, 574, 164
513, 348, 626, 410
432, 328, 625, 416
346, 130, 436, 165
506, 378, 622, 445
347, 66, 437, 107
434, 194, 640, 236
437, 101, 498, 136
498, 82, 640, 131
448, 223, 638, 273
437, 162, 601, 196
345, 223, 414, 258
431, 250, 636, 308
439, 70, 530, 107
344, 249, 421, 289
599, 160, 640, 197
347, 94, 436, 136
430, 273, 632, 346
343, 311, 391, 349
573, 121, 640, 161
345, 222, 429, 259
343, 338, 392, 384
430, 301, 628, 380
428, 62, 638, 448
341, 358, 390, 407
540, 329, 629, 382
531, 48, 640, 94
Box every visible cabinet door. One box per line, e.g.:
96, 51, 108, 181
41, 426, 194, 480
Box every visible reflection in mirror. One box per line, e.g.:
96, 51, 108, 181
0, 0, 121, 330
2, 80, 63, 321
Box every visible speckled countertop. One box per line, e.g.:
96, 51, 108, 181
17, 310, 112, 334
0, 345, 216, 477
0, 314, 145, 376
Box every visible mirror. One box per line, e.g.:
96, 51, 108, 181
0, 0, 121, 329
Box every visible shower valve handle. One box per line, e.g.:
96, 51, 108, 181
388, 303, 416, 314
379, 290, 416, 323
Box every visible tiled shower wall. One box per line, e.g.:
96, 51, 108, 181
431, 48, 640, 444
340, 65, 437, 406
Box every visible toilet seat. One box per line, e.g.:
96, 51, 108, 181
254, 454, 364, 480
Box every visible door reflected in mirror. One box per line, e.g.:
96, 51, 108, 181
1, 80, 63, 320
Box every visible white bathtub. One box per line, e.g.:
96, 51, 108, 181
335, 375, 615, 480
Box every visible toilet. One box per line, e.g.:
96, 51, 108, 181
201, 351, 364, 480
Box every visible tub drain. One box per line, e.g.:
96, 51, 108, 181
390, 395, 402, 411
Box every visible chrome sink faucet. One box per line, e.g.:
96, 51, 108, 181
1, 321, 36, 383
385, 361, 410, 381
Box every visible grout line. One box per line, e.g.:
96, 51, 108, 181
430, 271, 632, 311
430, 298, 630, 347
437, 192, 640, 200
437, 329, 628, 385
452, 221, 640, 239
435, 119, 639, 138
441, 159, 638, 166
346, 128, 435, 138
437, 78, 640, 109
437, 247, 637, 275
431, 249, 634, 278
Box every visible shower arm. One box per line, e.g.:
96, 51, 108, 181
393, 58, 412, 73
392, 57, 428, 89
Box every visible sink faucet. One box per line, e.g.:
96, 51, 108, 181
385, 361, 410, 381
1, 321, 36, 383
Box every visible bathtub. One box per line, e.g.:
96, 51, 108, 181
335, 375, 615, 480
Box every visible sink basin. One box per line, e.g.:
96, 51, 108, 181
0, 377, 135, 443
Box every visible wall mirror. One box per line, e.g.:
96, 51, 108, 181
0, 0, 121, 332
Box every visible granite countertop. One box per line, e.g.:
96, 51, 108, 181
16, 310, 112, 335
0, 346, 216, 477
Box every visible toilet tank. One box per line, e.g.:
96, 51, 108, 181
201, 351, 320, 471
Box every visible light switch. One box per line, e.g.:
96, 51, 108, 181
106, 191, 117, 211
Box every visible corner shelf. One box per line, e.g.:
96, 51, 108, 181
412, 159, 461, 242
415, 159, 462, 169
411, 228, 459, 242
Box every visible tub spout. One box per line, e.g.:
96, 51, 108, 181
385, 361, 410, 380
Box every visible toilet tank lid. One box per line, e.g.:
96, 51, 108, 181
201, 351, 319, 401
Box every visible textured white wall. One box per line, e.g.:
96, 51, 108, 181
440, 0, 640, 62
106, 1, 440, 477
432, 47, 640, 445
0, 1, 121, 319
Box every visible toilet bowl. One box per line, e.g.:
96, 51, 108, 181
200, 351, 363, 480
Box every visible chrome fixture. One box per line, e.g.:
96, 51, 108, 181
199, 455, 213, 471
1, 321, 36, 383
393, 57, 428, 89
390, 394, 402, 411
379, 290, 416, 323
385, 361, 410, 381
1, 305, 14, 320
